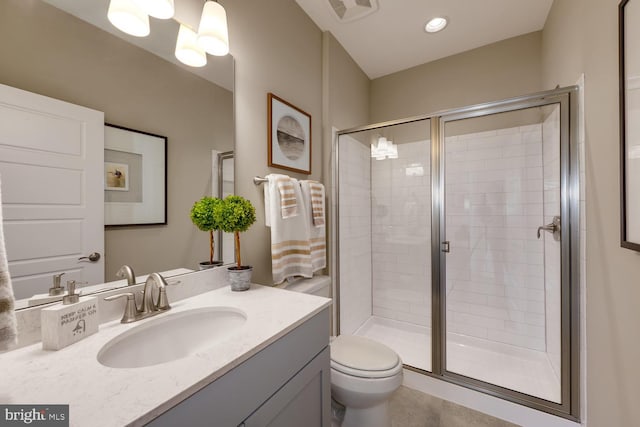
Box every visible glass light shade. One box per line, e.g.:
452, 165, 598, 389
175, 24, 207, 68
371, 137, 398, 160
198, 1, 230, 56
425, 17, 448, 33
136, 0, 174, 19
108, 0, 150, 37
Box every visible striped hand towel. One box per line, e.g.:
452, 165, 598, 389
276, 176, 298, 219
265, 175, 313, 284
308, 181, 325, 227
300, 180, 327, 272
0, 176, 17, 351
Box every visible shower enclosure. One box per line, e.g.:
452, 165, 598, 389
335, 87, 579, 419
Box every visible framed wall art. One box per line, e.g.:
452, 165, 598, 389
620, 0, 640, 250
268, 93, 312, 174
104, 124, 167, 226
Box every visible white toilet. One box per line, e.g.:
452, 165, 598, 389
281, 276, 403, 427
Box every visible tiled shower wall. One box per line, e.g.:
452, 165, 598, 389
338, 135, 372, 335
542, 107, 561, 378
371, 141, 432, 327
339, 123, 559, 354
445, 125, 546, 352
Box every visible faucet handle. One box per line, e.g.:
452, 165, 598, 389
104, 292, 138, 323
156, 288, 171, 311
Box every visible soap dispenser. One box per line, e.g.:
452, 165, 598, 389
62, 280, 80, 305
49, 273, 65, 296
26, 273, 67, 307
41, 281, 99, 351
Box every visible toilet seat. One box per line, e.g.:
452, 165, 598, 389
330, 335, 402, 379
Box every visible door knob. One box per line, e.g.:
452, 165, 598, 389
537, 216, 561, 240
78, 252, 101, 262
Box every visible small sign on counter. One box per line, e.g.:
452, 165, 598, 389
41, 297, 99, 350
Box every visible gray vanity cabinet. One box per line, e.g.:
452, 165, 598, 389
146, 307, 331, 427
240, 347, 329, 426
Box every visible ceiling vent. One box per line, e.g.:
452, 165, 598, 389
326, 0, 378, 23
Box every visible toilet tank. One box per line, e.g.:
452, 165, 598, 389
280, 275, 331, 297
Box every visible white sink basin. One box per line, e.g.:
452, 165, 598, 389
97, 307, 247, 369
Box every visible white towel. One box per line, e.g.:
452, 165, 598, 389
300, 180, 327, 272
265, 174, 313, 284
0, 176, 17, 350
276, 176, 298, 219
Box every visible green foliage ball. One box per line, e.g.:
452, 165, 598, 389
190, 197, 223, 232
215, 195, 256, 234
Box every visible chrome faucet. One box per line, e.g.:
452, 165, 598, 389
140, 272, 171, 314
116, 265, 136, 286
105, 272, 171, 323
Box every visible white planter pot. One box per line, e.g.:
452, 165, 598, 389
228, 266, 252, 291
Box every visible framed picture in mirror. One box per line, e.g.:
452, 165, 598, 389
268, 93, 312, 174
104, 124, 167, 226
620, 0, 640, 251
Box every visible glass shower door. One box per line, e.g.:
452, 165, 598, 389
337, 119, 433, 372
441, 103, 566, 404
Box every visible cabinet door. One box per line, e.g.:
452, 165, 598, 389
241, 347, 330, 427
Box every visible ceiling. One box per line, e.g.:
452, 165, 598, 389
295, 0, 554, 79
42, 0, 554, 88
42, 0, 234, 91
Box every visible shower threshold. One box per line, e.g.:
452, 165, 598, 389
354, 316, 561, 403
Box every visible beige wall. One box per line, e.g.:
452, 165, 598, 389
225, 1, 370, 286
370, 32, 543, 122
324, 32, 371, 131
322, 32, 371, 283
543, 0, 640, 425
224, 0, 323, 284
0, 0, 233, 281
541, 0, 584, 90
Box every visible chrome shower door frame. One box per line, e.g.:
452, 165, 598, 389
432, 87, 580, 420
334, 86, 580, 421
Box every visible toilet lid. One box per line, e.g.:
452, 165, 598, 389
330, 335, 400, 375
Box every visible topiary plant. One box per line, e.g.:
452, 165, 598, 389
214, 195, 256, 269
190, 196, 224, 266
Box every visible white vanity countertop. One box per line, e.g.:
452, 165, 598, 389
0, 285, 331, 427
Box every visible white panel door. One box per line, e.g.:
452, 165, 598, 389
0, 83, 104, 300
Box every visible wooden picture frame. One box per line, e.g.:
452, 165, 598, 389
268, 93, 312, 174
620, 0, 640, 250
104, 124, 167, 226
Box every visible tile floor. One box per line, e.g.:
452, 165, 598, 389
389, 386, 520, 427
355, 316, 560, 402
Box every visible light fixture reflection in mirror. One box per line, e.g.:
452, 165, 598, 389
137, 0, 174, 20
107, 0, 150, 37
176, 24, 208, 67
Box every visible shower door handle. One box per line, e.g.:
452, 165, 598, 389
441, 241, 450, 253
537, 216, 561, 240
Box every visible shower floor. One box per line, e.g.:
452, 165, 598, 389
354, 316, 561, 403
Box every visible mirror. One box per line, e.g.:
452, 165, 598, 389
620, 0, 640, 251
0, 0, 234, 309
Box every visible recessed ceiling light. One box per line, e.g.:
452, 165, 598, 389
425, 17, 448, 33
